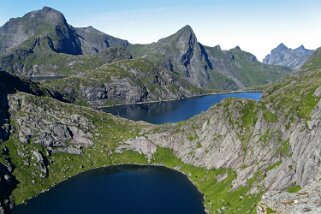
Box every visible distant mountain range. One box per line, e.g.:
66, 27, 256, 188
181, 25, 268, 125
263, 43, 313, 69
0, 7, 291, 94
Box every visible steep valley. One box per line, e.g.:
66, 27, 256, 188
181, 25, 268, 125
0, 57, 320, 213
0, 6, 320, 214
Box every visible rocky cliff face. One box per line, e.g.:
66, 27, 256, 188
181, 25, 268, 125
263, 43, 313, 69
257, 180, 321, 214
0, 71, 44, 213
0, 7, 81, 55
0, 7, 130, 76
150, 25, 212, 87
129, 26, 291, 89
9, 93, 95, 152
44, 58, 203, 106
0, 7, 128, 55
119, 68, 321, 205
75, 26, 129, 55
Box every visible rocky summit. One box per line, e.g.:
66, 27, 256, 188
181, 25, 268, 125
263, 43, 313, 69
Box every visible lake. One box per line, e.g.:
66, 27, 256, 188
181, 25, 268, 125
10, 165, 205, 214
101, 92, 262, 124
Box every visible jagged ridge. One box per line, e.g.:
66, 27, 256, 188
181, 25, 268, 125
263, 43, 313, 69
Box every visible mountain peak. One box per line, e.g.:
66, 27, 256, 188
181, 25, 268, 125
180, 25, 193, 32
25, 6, 66, 25
41, 6, 59, 13
158, 25, 197, 46
234, 46, 241, 51
275, 43, 288, 50
175, 25, 196, 39
296, 45, 306, 50
263, 43, 313, 69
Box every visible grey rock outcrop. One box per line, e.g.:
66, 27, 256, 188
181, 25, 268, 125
32, 151, 48, 178
45, 58, 198, 106
8, 93, 95, 149
263, 43, 313, 69
154, 25, 212, 87
116, 136, 157, 163
75, 26, 129, 55
120, 83, 321, 194
257, 181, 321, 214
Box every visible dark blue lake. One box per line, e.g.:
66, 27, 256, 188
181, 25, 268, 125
10, 165, 205, 214
101, 92, 262, 124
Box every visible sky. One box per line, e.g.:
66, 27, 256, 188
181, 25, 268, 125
0, 0, 321, 61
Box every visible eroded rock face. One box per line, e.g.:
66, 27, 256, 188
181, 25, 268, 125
45, 59, 196, 107
257, 181, 321, 214
32, 151, 48, 178
116, 136, 157, 163
120, 87, 321, 193
8, 93, 95, 150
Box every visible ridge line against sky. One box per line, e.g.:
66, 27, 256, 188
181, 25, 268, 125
0, 0, 321, 61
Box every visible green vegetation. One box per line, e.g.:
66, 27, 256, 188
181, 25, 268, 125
287, 185, 301, 193
302, 47, 321, 70
267, 207, 277, 214
264, 69, 321, 121
263, 109, 278, 123
152, 148, 261, 213
277, 140, 291, 157
267, 161, 282, 171
227, 48, 291, 87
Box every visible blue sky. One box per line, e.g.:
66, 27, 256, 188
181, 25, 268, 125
1, 0, 321, 60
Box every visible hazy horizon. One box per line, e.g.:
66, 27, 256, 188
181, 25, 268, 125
1, 0, 320, 61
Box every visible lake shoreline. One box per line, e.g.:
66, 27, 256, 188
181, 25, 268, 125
13, 163, 207, 214
96, 89, 262, 109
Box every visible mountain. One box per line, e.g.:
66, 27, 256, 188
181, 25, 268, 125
128, 25, 213, 88
263, 43, 313, 69
301, 46, 321, 70
0, 8, 291, 93
128, 26, 291, 89
0, 7, 130, 76
0, 7, 128, 55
